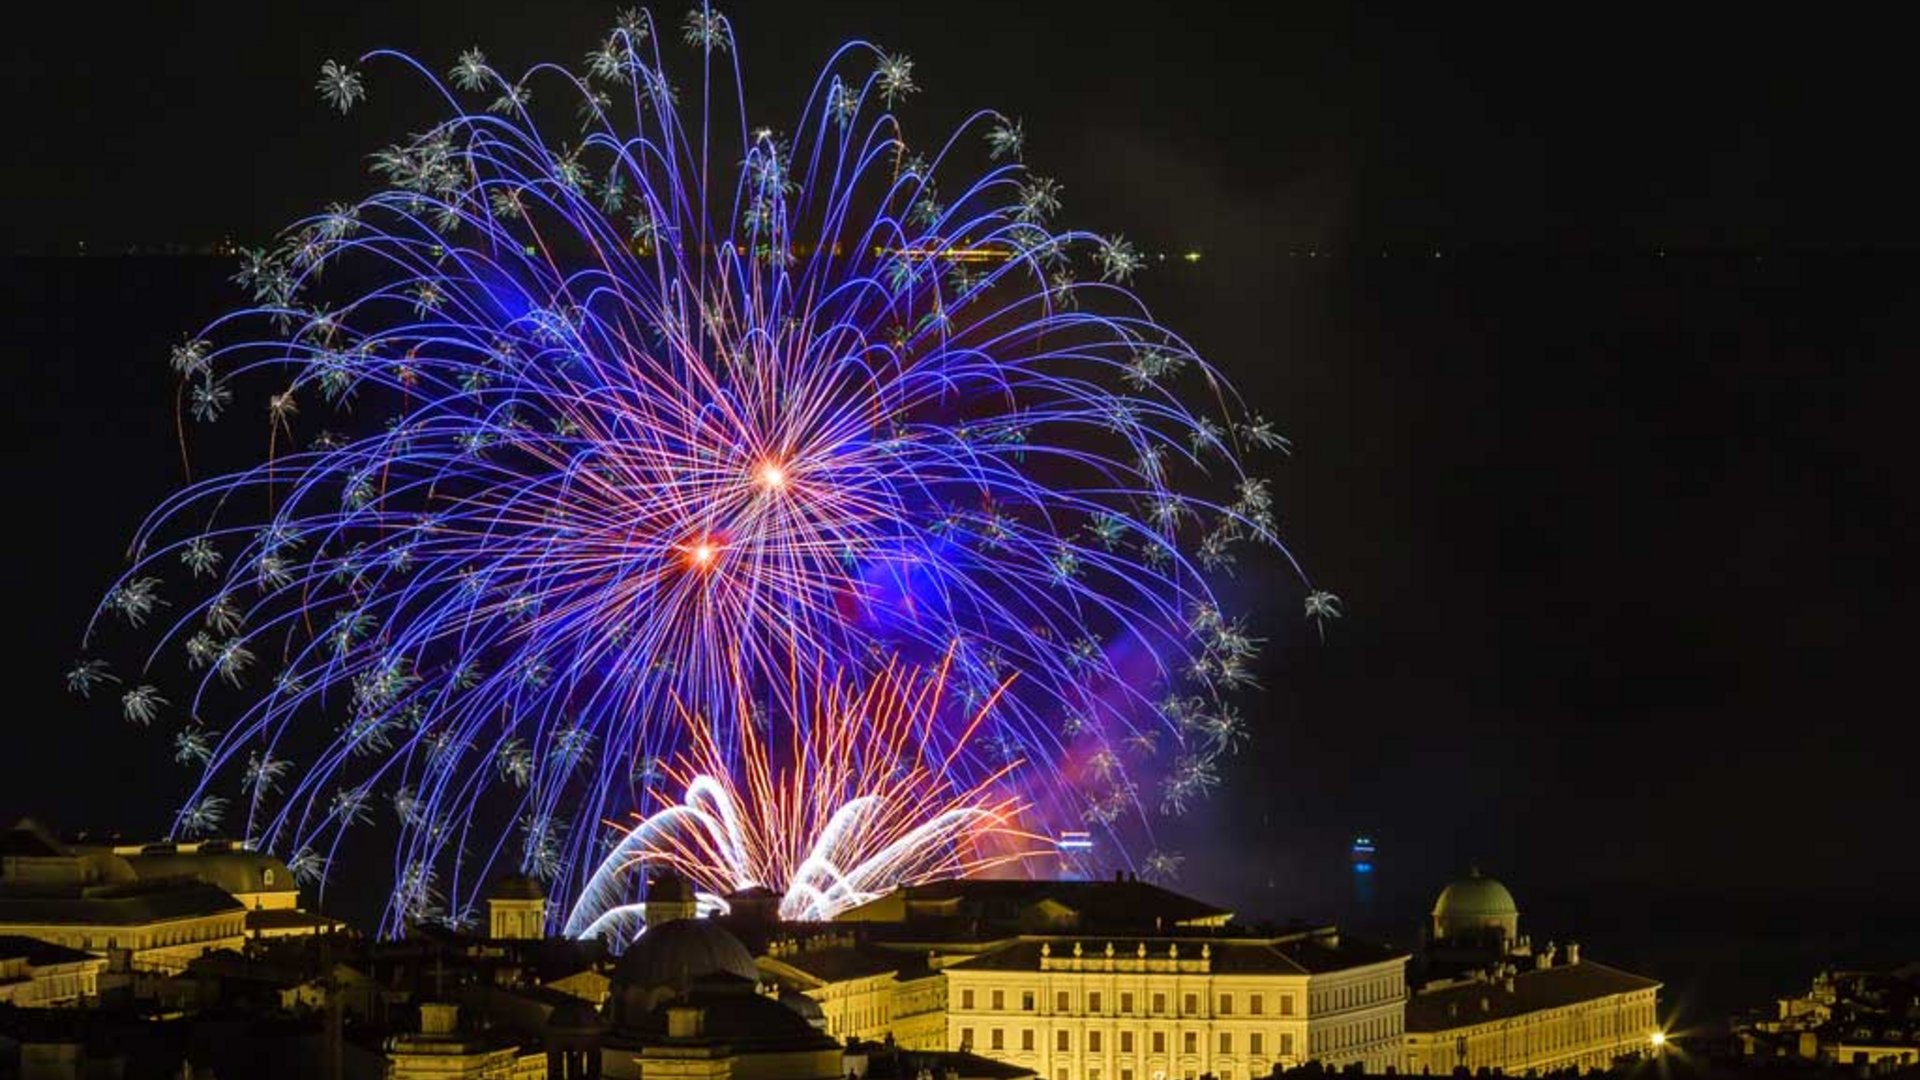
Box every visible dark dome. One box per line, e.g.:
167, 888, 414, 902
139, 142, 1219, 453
487, 873, 548, 902
613, 918, 758, 990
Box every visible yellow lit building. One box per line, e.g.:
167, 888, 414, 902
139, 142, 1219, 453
0, 935, 107, 1006
759, 931, 949, 1048
0, 821, 248, 975
943, 929, 1409, 1080
1403, 871, 1661, 1075
386, 1001, 549, 1080
0, 819, 340, 977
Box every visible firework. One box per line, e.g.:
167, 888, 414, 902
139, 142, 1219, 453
567, 652, 1047, 940
74, 7, 1328, 931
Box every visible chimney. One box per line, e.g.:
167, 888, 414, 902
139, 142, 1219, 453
1565, 942, 1580, 965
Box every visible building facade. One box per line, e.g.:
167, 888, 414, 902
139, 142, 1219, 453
0, 935, 107, 1007
944, 929, 1408, 1080
759, 932, 949, 1049
1403, 871, 1662, 1075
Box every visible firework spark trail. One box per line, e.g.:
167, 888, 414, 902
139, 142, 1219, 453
73, 7, 1332, 933
567, 651, 1049, 939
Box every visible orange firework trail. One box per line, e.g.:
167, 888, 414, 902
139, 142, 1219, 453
565, 652, 1052, 937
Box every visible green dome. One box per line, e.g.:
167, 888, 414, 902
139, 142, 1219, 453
1432, 869, 1518, 920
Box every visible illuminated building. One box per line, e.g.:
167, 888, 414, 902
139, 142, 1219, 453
760, 931, 949, 1048
489, 874, 550, 942
941, 928, 1408, 1080
0, 936, 106, 1006
835, 878, 1407, 1078
1402, 870, 1662, 1075
385, 1001, 544, 1079
1736, 965, 1920, 1067
0, 820, 247, 975
0, 820, 337, 978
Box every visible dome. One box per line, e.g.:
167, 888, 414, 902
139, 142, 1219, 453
612, 918, 759, 991
487, 873, 548, 902
1432, 869, 1518, 920
1431, 868, 1521, 946
123, 850, 297, 899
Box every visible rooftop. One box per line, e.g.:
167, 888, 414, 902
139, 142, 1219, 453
0, 879, 245, 926
947, 932, 1406, 977
1406, 960, 1661, 1031
0, 934, 100, 967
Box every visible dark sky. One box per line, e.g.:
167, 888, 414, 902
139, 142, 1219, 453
4, 1, 1918, 1014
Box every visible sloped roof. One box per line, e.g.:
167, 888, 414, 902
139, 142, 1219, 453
0, 820, 68, 857
1406, 960, 1661, 1031
121, 851, 298, 899
886, 878, 1230, 929
0, 879, 244, 926
947, 935, 1403, 977
0, 934, 100, 966
763, 943, 930, 984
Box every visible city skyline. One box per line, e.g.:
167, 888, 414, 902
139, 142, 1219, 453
2, 1, 1916, 1044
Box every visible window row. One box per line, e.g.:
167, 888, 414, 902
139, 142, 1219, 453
1312, 977, 1402, 1014
960, 1028, 1297, 1058
958, 988, 1297, 1017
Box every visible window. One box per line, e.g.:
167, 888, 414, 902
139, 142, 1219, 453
1219, 994, 1233, 1016
1090, 1032, 1104, 1052
1121, 992, 1135, 1013
1023, 1030, 1036, 1051
263, 868, 275, 886
961, 1028, 975, 1050
992, 1030, 1005, 1051
1152, 1033, 1166, 1054
1250, 994, 1264, 1016
1057, 991, 1071, 1013
1183, 993, 1198, 1016
1183, 1033, 1198, 1055
1090, 1071, 1101, 1080
1089, 991, 1103, 1013
1152, 993, 1166, 1014
1058, 1031, 1072, 1052
962, 989, 975, 1010
1281, 1034, 1294, 1056
1250, 1034, 1264, 1056
1123, 1071, 1134, 1080
1023, 991, 1036, 1011
1281, 994, 1295, 1017
993, 990, 1005, 1011
1219, 1033, 1233, 1054
1120, 1032, 1134, 1053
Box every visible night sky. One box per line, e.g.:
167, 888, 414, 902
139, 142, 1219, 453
4, 1, 1918, 1016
